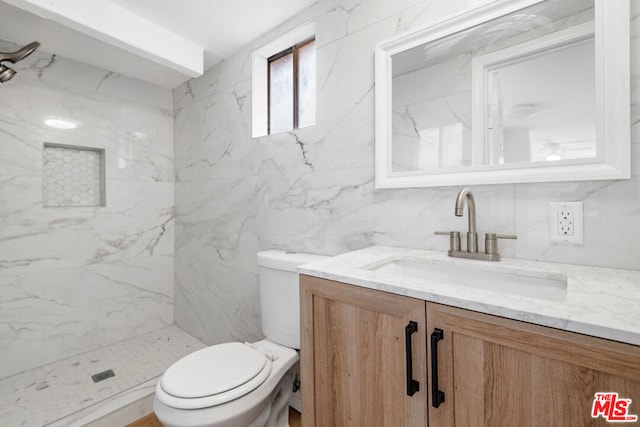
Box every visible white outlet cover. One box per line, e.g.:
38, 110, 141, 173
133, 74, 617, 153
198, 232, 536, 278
549, 202, 584, 245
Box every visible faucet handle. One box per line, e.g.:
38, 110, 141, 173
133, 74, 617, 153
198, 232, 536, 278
494, 233, 517, 240
435, 231, 461, 252
484, 233, 517, 256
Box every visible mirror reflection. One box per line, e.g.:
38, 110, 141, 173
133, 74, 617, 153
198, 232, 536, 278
390, 0, 595, 174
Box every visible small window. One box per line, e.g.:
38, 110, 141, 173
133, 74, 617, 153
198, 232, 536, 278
252, 21, 315, 138
268, 39, 316, 134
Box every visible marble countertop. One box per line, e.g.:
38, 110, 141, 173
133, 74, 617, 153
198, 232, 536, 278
298, 246, 640, 346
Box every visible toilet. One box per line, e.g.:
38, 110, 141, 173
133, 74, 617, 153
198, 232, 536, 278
153, 250, 327, 427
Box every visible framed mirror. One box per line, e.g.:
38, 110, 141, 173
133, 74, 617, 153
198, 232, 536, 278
374, 0, 630, 188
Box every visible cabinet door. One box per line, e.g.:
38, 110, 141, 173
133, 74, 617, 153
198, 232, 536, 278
427, 302, 640, 427
300, 275, 427, 427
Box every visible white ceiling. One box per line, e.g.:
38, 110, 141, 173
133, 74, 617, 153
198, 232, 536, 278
110, 0, 316, 69
0, 0, 315, 88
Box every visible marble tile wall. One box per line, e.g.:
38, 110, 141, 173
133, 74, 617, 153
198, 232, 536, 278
392, 60, 472, 171
0, 40, 174, 378
174, 0, 640, 346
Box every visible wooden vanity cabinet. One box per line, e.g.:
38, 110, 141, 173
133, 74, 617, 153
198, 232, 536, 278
428, 302, 640, 426
300, 276, 640, 426
300, 275, 428, 426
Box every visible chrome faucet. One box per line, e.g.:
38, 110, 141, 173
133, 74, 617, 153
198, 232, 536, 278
435, 188, 516, 261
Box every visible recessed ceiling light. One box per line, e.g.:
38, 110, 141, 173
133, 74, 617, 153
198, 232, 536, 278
44, 118, 78, 130
546, 154, 561, 161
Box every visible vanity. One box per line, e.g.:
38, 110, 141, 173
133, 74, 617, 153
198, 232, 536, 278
298, 246, 640, 426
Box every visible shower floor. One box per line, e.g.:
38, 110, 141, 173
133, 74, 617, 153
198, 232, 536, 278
0, 325, 206, 427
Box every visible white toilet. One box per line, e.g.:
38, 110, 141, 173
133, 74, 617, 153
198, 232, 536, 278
153, 250, 326, 427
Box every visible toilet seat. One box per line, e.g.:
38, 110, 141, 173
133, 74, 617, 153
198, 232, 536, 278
156, 342, 272, 410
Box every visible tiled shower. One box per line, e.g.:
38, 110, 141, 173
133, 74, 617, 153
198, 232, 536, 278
0, 39, 175, 379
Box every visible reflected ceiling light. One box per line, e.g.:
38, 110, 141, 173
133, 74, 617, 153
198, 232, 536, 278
507, 104, 539, 119
545, 142, 561, 161
44, 118, 78, 129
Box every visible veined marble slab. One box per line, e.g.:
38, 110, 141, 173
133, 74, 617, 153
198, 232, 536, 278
0, 325, 205, 427
0, 40, 172, 110
299, 246, 640, 346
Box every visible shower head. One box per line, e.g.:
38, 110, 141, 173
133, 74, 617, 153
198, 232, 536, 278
0, 41, 40, 84
0, 65, 17, 83
0, 41, 40, 64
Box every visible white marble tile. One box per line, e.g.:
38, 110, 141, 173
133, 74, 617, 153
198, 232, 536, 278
392, 56, 472, 110
0, 326, 205, 427
0, 39, 172, 110
316, 0, 493, 48
0, 259, 174, 378
314, 24, 376, 133
174, 81, 255, 181
307, 97, 375, 171
174, 176, 265, 344
514, 178, 640, 269
175, 177, 264, 268
0, 179, 174, 276
260, 167, 377, 254
0, 78, 173, 182
392, 92, 472, 171
174, 260, 262, 345
189, 165, 514, 259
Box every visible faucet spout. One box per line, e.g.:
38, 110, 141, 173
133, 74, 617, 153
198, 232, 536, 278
454, 188, 477, 252
435, 188, 516, 261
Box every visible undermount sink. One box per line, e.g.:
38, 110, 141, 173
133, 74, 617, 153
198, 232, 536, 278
363, 258, 567, 301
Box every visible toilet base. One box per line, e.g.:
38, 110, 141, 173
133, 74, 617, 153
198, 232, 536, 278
154, 340, 298, 427
154, 370, 294, 427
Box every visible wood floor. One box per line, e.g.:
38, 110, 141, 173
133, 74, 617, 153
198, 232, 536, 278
126, 412, 161, 427
126, 407, 302, 427
290, 408, 302, 427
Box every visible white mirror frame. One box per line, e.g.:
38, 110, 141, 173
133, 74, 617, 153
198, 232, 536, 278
374, 0, 630, 188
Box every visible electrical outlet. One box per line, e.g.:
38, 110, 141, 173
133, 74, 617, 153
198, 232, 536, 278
549, 202, 583, 245
558, 208, 574, 236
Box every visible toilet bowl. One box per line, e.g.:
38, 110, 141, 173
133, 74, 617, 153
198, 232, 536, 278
154, 340, 297, 427
154, 250, 327, 427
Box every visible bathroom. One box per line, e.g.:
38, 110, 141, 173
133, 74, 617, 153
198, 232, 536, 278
0, 0, 638, 425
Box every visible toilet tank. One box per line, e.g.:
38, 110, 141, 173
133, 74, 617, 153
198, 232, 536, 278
258, 250, 327, 349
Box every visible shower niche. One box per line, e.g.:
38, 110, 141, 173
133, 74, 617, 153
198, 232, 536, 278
42, 143, 105, 207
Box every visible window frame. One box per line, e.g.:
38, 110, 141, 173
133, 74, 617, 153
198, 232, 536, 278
267, 37, 315, 134
251, 20, 316, 138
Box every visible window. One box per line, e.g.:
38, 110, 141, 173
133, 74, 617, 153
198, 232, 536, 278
252, 21, 316, 138
268, 39, 316, 134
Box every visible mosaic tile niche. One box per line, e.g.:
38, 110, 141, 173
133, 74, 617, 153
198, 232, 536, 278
42, 143, 105, 207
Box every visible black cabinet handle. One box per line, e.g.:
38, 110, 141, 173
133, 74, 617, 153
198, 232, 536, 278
405, 321, 419, 396
430, 328, 445, 408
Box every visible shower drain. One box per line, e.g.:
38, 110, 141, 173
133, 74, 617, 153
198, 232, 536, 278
91, 369, 115, 383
